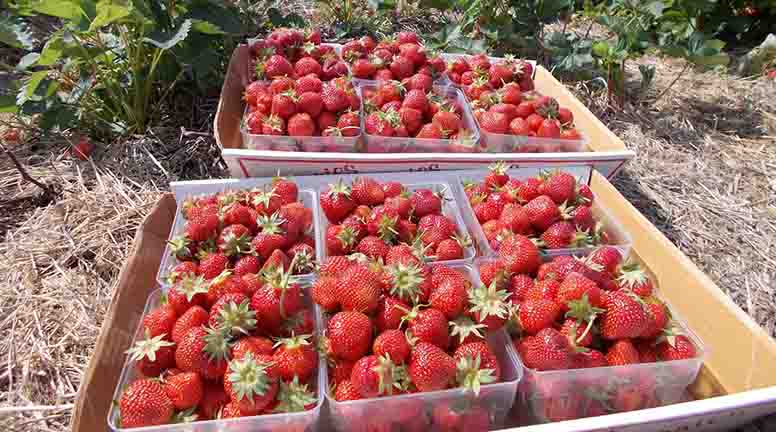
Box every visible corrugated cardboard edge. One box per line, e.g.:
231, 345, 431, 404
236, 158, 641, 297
71, 193, 176, 432
214, 46, 627, 155
591, 172, 776, 395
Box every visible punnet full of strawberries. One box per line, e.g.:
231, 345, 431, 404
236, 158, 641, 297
462, 164, 613, 252
480, 243, 699, 420
117, 260, 320, 428
312, 253, 511, 420
164, 176, 316, 285
342, 32, 447, 83
447, 54, 535, 94
320, 177, 471, 263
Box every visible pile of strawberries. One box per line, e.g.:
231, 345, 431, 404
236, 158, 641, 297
479, 243, 697, 420
342, 32, 446, 82
462, 165, 611, 252
165, 177, 316, 284
117, 262, 320, 427
359, 81, 477, 147
447, 54, 534, 96
321, 176, 470, 262
312, 254, 511, 430
243, 28, 361, 139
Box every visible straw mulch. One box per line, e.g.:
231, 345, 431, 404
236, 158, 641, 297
1, 50, 775, 432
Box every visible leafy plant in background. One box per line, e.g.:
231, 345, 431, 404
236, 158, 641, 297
0, 0, 246, 136
315, 0, 391, 39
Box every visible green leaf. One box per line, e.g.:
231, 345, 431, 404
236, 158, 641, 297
16, 52, 40, 71
0, 94, 18, 113
89, 0, 130, 30
187, 0, 244, 35
144, 19, 192, 50
24, 70, 49, 98
31, 0, 85, 19
38, 37, 64, 66
592, 41, 610, 58
191, 20, 222, 34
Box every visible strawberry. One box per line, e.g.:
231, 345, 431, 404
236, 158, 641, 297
499, 203, 530, 233
605, 339, 640, 365
338, 263, 382, 313
294, 56, 322, 77
273, 334, 318, 382
168, 274, 209, 315
334, 380, 362, 401
312, 276, 339, 312
318, 111, 337, 131
537, 119, 561, 138
467, 280, 511, 331
408, 342, 456, 392
175, 326, 230, 380
271, 91, 298, 119
410, 188, 443, 217
402, 89, 429, 112
430, 275, 468, 319
127, 330, 175, 377
560, 318, 593, 348
163, 371, 203, 410
390, 55, 414, 79
232, 336, 274, 360
453, 341, 500, 393
589, 246, 621, 275
275, 376, 317, 413
119, 379, 174, 428
436, 237, 465, 261
656, 335, 697, 360
208, 293, 255, 336
319, 255, 353, 277
269, 76, 295, 95
509, 117, 532, 135
296, 92, 323, 118
478, 259, 509, 290
524, 195, 560, 231
197, 381, 229, 420
385, 262, 432, 304
352, 58, 378, 78
373, 329, 411, 363
336, 111, 361, 136
185, 212, 219, 242
261, 249, 290, 274
355, 235, 390, 260
260, 54, 293, 79
518, 299, 561, 334
322, 84, 350, 112
352, 177, 385, 206
376, 297, 410, 332
641, 300, 669, 339
479, 111, 509, 134
556, 272, 603, 311
520, 327, 573, 371
525, 279, 561, 302
416, 123, 445, 138
295, 74, 322, 94
542, 171, 577, 204
143, 305, 177, 340
251, 269, 304, 335
321, 180, 356, 224
600, 291, 649, 340
497, 234, 540, 274
327, 311, 373, 361
509, 273, 534, 303
448, 316, 487, 350
261, 114, 286, 135
636, 340, 658, 363
223, 352, 279, 415
172, 305, 209, 345
403, 305, 450, 349
617, 262, 654, 297
399, 107, 424, 134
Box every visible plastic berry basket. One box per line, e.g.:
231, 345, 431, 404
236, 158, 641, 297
107, 287, 328, 432
323, 262, 524, 432
453, 168, 632, 259
156, 179, 323, 288
354, 82, 481, 153
239, 83, 364, 153
315, 179, 476, 266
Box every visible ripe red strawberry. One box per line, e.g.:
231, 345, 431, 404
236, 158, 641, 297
321, 180, 356, 223
656, 335, 697, 361
334, 379, 362, 402
635, 340, 658, 363
373, 329, 411, 363
250, 188, 282, 215
376, 296, 410, 332
403, 305, 450, 349
351, 354, 400, 398
251, 269, 303, 335
399, 107, 423, 134
589, 246, 622, 275
232, 336, 274, 360
223, 352, 279, 415
143, 304, 177, 339
524, 195, 560, 231
167, 275, 209, 315
185, 212, 219, 242
478, 259, 509, 290
520, 327, 573, 371
454, 341, 501, 383
617, 263, 654, 298
352, 58, 377, 78
467, 280, 511, 331
416, 123, 445, 139
207, 293, 254, 335
351, 177, 385, 206
197, 380, 229, 420
336, 111, 361, 136
295, 92, 323, 118
327, 311, 373, 361
408, 342, 456, 392
355, 235, 389, 260
499, 203, 530, 234
322, 84, 350, 112
119, 379, 174, 428
543, 171, 577, 204
259, 54, 293, 79
479, 111, 509, 134
261, 249, 290, 274
410, 188, 443, 217
537, 119, 561, 138
429, 276, 468, 319
556, 272, 602, 311
311, 276, 339, 312
318, 111, 337, 131
338, 263, 382, 313
509, 273, 534, 303
641, 300, 669, 339
273, 334, 318, 382
497, 234, 540, 274
295, 74, 322, 94
127, 330, 175, 377
436, 237, 465, 261
268, 76, 295, 95
390, 55, 414, 79
518, 299, 561, 334
175, 326, 229, 380
172, 305, 209, 345
271, 92, 298, 119
319, 255, 353, 277
600, 291, 649, 340
294, 56, 322, 77
163, 371, 203, 410
605, 339, 640, 365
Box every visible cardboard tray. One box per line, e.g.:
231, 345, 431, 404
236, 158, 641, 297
214, 44, 635, 179
71, 172, 776, 432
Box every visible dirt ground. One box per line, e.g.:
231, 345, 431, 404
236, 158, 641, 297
1, 25, 775, 432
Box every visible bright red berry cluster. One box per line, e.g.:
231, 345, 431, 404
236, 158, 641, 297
447, 54, 534, 93
463, 164, 609, 253
343, 32, 446, 82
320, 177, 470, 263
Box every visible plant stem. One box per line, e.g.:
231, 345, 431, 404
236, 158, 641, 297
653, 61, 690, 105
0, 145, 56, 198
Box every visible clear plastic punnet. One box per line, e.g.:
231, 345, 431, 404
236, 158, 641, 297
240, 83, 364, 153
315, 178, 476, 266
453, 166, 632, 259
107, 287, 328, 432
355, 82, 482, 153
324, 262, 523, 432
156, 179, 323, 288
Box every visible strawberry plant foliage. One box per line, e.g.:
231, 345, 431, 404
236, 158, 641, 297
0, 0, 246, 135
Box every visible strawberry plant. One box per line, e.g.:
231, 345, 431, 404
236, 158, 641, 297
0, 0, 245, 135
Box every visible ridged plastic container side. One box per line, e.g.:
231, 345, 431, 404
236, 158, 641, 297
156, 187, 322, 288
107, 287, 328, 432
239, 84, 364, 153
354, 82, 481, 153
324, 262, 523, 432
316, 180, 476, 266
453, 170, 632, 259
